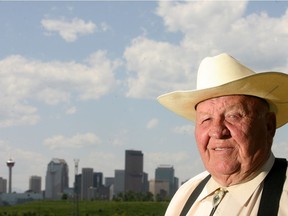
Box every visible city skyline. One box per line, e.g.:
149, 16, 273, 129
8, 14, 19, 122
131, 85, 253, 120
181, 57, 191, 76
0, 149, 179, 205
0, 1, 288, 192
0, 149, 178, 193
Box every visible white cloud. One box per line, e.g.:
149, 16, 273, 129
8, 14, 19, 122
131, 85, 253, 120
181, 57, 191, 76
37, 88, 70, 105
41, 17, 97, 42
43, 132, 101, 150
156, 1, 288, 68
124, 36, 196, 99
0, 51, 120, 127
0, 113, 40, 128
146, 118, 159, 129
173, 124, 195, 136
156, 1, 246, 33
99, 22, 111, 32
124, 1, 288, 99
66, 106, 77, 115
108, 129, 129, 147
110, 138, 124, 147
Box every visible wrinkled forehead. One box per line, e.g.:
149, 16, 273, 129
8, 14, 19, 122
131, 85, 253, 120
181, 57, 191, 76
195, 94, 270, 111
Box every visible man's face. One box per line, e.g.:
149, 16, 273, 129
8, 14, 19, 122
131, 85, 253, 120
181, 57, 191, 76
195, 95, 276, 185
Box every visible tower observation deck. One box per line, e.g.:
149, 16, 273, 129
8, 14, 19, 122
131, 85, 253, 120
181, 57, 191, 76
6, 158, 15, 193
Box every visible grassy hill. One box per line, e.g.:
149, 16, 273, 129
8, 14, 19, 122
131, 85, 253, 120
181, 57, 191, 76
0, 200, 169, 216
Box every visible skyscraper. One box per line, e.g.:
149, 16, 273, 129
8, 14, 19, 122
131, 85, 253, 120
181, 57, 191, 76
105, 177, 114, 187
124, 150, 145, 193
0, 177, 7, 193
45, 158, 69, 200
114, 169, 125, 196
29, 175, 42, 193
93, 172, 103, 188
155, 165, 178, 198
81, 168, 93, 200
149, 179, 169, 200
75, 174, 82, 198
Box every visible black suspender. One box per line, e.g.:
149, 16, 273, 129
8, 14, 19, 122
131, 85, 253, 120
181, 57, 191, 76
180, 175, 211, 216
257, 158, 287, 216
180, 158, 287, 216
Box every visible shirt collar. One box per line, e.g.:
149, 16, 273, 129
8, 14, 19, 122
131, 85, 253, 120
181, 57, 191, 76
197, 154, 275, 202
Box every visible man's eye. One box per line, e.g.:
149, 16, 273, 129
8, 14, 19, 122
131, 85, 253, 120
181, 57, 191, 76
201, 118, 211, 124
227, 114, 241, 120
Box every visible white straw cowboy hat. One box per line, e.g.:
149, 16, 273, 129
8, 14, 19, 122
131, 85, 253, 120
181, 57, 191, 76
157, 53, 288, 128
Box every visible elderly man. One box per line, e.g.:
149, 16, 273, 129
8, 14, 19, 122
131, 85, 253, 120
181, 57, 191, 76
158, 54, 288, 216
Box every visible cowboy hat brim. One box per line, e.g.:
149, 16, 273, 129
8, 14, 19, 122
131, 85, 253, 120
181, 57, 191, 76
157, 71, 288, 128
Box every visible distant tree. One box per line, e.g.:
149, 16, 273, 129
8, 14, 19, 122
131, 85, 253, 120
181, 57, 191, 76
114, 191, 155, 202
143, 192, 154, 201
61, 193, 68, 200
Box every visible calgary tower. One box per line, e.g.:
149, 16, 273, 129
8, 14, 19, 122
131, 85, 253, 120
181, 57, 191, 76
6, 158, 15, 193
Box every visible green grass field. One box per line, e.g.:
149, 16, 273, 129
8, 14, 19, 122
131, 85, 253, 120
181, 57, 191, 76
0, 200, 169, 216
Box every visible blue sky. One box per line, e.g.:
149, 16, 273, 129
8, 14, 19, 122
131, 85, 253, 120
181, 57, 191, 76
0, 1, 288, 192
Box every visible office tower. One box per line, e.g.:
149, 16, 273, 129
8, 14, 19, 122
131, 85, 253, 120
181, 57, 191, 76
173, 176, 179, 195
149, 179, 169, 200
114, 169, 125, 196
29, 175, 42, 193
75, 174, 82, 196
155, 165, 178, 198
92, 172, 110, 200
81, 168, 93, 200
105, 177, 114, 187
93, 172, 103, 188
142, 172, 149, 192
0, 177, 7, 193
45, 158, 69, 200
124, 150, 145, 193
6, 158, 15, 193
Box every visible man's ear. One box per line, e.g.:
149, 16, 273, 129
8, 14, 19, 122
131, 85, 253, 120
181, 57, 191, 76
266, 112, 276, 141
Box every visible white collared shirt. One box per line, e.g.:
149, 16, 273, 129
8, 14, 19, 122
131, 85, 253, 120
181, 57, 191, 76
165, 154, 288, 216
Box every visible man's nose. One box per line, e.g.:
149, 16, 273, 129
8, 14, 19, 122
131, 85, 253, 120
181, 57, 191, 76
208, 120, 231, 139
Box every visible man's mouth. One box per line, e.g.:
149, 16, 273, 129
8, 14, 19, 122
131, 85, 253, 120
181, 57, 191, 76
214, 147, 226, 150
212, 147, 233, 151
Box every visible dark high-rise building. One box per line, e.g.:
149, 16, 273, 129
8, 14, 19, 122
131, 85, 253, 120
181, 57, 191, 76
75, 174, 82, 197
105, 177, 114, 187
45, 158, 69, 200
29, 175, 42, 193
142, 172, 149, 192
124, 150, 145, 193
0, 177, 7, 193
114, 169, 125, 196
81, 168, 93, 200
155, 165, 178, 198
93, 172, 103, 188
